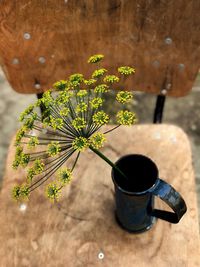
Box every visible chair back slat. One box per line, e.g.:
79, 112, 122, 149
0, 0, 200, 96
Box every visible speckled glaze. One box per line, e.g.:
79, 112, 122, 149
112, 154, 187, 233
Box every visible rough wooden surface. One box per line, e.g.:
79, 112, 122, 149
0, 125, 199, 266
0, 1, 200, 96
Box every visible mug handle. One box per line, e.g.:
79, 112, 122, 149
150, 179, 187, 223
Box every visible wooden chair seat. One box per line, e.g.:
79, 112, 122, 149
0, 124, 199, 266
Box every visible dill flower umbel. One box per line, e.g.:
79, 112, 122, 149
88, 54, 104, 63
116, 91, 133, 104
12, 54, 137, 202
118, 66, 136, 76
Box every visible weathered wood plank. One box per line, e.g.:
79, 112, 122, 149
0, 125, 199, 266
0, 1, 200, 96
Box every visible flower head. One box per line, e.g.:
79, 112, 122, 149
50, 117, 63, 130
94, 84, 109, 93
90, 97, 104, 109
92, 111, 109, 126
88, 54, 104, 64
20, 153, 30, 167
56, 91, 73, 105
116, 110, 137, 126
92, 68, 107, 79
84, 79, 96, 86
19, 105, 34, 122
59, 107, 70, 116
15, 128, 26, 145
103, 75, 119, 84
12, 184, 30, 201
72, 137, 89, 151
47, 142, 61, 157
53, 80, 68, 90
118, 66, 136, 76
76, 102, 88, 113
41, 90, 54, 107
28, 136, 39, 148
27, 167, 36, 182
69, 73, 84, 88
116, 91, 133, 104
89, 133, 106, 149
77, 89, 88, 98
72, 117, 86, 130
58, 168, 72, 185
33, 159, 45, 174
45, 183, 61, 202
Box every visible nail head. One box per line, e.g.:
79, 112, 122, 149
19, 203, 27, 212
98, 252, 104, 260
165, 37, 172, 45
24, 32, 31, 40
38, 56, 46, 64
35, 83, 41, 90
178, 63, 185, 71
12, 58, 19, 65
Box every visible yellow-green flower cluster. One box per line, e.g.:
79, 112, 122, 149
84, 79, 96, 86
15, 128, 26, 145
27, 167, 36, 182
94, 84, 109, 93
118, 66, 135, 75
88, 54, 104, 64
50, 117, 64, 130
23, 116, 36, 130
13, 146, 30, 169
90, 97, 104, 109
47, 142, 61, 157
45, 183, 61, 202
77, 89, 88, 98
19, 105, 34, 122
41, 90, 54, 107
116, 110, 137, 126
33, 159, 45, 174
103, 75, 119, 84
28, 136, 39, 148
12, 53, 138, 203
92, 68, 107, 79
72, 117, 86, 130
59, 107, 70, 116
116, 91, 133, 104
89, 132, 106, 149
72, 137, 88, 151
12, 184, 30, 201
76, 102, 88, 113
58, 168, 72, 185
55, 91, 73, 105
69, 73, 84, 88
53, 80, 68, 90
92, 111, 109, 125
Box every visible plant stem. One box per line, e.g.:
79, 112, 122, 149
89, 146, 128, 180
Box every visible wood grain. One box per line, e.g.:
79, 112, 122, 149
0, 125, 199, 266
0, 1, 200, 96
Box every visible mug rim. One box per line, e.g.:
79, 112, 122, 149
111, 154, 159, 195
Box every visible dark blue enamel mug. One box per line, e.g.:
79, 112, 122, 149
111, 154, 187, 233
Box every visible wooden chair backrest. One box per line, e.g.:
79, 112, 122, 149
0, 0, 200, 96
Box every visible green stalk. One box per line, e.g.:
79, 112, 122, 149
89, 146, 128, 180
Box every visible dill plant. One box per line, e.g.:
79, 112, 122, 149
12, 54, 137, 202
